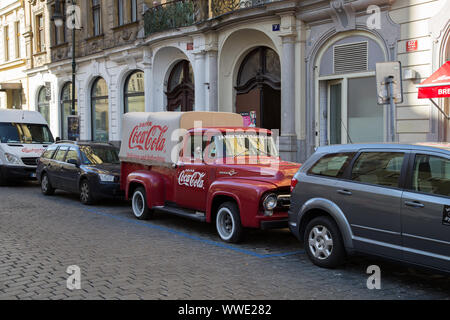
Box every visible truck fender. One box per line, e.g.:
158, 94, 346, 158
206, 179, 273, 227
299, 198, 354, 250
126, 170, 165, 207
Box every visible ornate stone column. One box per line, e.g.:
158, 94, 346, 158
194, 51, 206, 111
279, 12, 298, 162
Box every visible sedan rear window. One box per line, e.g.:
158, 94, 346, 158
309, 153, 355, 178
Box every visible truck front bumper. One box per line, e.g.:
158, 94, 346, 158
0, 165, 37, 181
260, 219, 289, 230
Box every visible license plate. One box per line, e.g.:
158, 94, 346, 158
30, 173, 36, 178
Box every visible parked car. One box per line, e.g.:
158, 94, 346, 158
119, 112, 301, 243
0, 109, 54, 185
289, 143, 450, 272
37, 141, 122, 204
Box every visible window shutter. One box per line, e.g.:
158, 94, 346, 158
333, 41, 368, 74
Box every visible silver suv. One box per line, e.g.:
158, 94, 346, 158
288, 143, 450, 272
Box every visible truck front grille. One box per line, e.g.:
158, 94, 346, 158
277, 194, 291, 209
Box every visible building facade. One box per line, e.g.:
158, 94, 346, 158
3, 0, 450, 162
0, 0, 27, 110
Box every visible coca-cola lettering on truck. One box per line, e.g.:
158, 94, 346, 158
119, 112, 301, 243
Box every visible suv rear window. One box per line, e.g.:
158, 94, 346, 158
309, 153, 355, 178
351, 152, 404, 188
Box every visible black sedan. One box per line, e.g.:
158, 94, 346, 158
37, 141, 122, 204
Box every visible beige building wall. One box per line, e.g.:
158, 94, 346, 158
390, 0, 449, 142
0, 0, 27, 110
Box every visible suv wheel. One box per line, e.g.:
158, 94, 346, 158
40, 173, 55, 195
80, 179, 95, 205
132, 187, 152, 220
216, 202, 243, 243
304, 216, 346, 268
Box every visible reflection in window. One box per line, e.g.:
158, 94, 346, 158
413, 154, 449, 197
309, 153, 355, 178
91, 77, 109, 142
124, 71, 145, 113
352, 152, 404, 187
79, 145, 119, 164
37, 87, 50, 124
60, 82, 77, 140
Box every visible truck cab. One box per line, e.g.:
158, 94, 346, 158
119, 112, 300, 243
0, 109, 54, 185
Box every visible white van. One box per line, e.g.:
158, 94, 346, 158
0, 109, 54, 185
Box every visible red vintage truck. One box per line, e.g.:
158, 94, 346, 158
119, 112, 300, 243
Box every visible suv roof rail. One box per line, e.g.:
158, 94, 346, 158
55, 140, 76, 144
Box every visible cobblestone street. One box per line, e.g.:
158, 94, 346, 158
0, 182, 449, 300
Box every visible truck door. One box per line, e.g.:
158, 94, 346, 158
175, 133, 209, 211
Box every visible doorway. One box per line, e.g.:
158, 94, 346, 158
166, 60, 194, 112
235, 47, 281, 131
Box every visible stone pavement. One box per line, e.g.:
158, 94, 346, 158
0, 182, 449, 300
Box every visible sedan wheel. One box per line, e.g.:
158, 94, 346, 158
80, 180, 95, 205
40, 173, 54, 195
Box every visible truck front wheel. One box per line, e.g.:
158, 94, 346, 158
132, 187, 153, 220
216, 202, 243, 243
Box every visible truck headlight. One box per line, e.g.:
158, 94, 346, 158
263, 193, 278, 211
98, 174, 115, 182
5, 153, 20, 165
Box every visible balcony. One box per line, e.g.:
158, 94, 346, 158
144, 0, 278, 37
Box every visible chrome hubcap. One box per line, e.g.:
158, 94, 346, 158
217, 208, 234, 240
132, 191, 145, 217
308, 225, 333, 260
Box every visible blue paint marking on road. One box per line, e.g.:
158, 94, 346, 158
84, 208, 304, 259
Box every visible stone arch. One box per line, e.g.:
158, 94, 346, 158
152, 46, 194, 112
218, 28, 281, 114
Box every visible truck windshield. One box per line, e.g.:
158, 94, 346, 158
211, 133, 279, 158
79, 146, 120, 165
0, 122, 54, 144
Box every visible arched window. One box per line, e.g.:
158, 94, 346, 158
235, 47, 281, 131
124, 71, 145, 113
91, 77, 109, 142
37, 87, 50, 124
166, 60, 194, 112
60, 82, 77, 140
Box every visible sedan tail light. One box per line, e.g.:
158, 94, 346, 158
290, 177, 298, 192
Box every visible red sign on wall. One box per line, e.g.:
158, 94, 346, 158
186, 43, 194, 51
406, 40, 418, 52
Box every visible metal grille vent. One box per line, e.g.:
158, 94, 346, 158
333, 41, 368, 74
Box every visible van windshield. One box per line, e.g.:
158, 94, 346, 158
0, 122, 54, 144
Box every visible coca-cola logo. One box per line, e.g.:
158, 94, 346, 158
21, 148, 45, 154
128, 122, 168, 152
178, 169, 206, 189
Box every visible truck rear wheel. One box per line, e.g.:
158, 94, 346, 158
216, 202, 243, 243
132, 187, 153, 220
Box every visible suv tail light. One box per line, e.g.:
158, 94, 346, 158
290, 177, 298, 192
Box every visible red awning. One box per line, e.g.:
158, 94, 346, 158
418, 61, 450, 99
